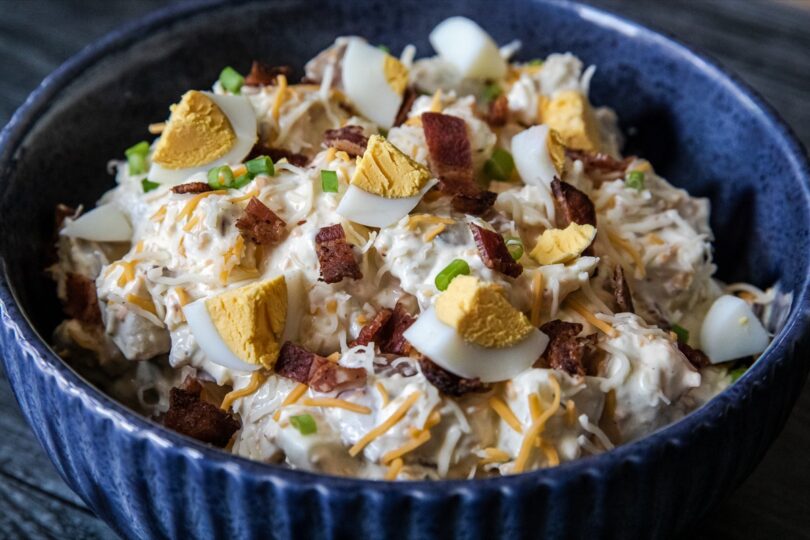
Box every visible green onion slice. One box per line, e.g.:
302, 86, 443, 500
626, 170, 645, 190
528, 59, 544, 66
505, 237, 524, 261
484, 148, 515, 181
482, 83, 502, 103
141, 179, 160, 193
125, 141, 150, 175
246, 155, 274, 177
729, 366, 747, 383
671, 324, 689, 343
219, 66, 245, 94
207, 165, 235, 189
321, 170, 339, 193
290, 414, 317, 435
435, 259, 471, 291
232, 173, 252, 189
377, 44, 390, 54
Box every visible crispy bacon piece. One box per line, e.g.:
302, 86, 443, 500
247, 142, 309, 167
486, 94, 509, 127
244, 61, 291, 86
64, 272, 101, 325
315, 224, 363, 283
566, 149, 633, 184
323, 125, 368, 157
538, 320, 598, 377
677, 341, 711, 369
276, 341, 367, 393
350, 303, 416, 355
551, 177, 596, 228
171, 182, 212, 195
470, 223, 523, 278
394, 86, 418, 127
419, 356, 490, 397
351, 308, 393, 347
235, 197, 286, 245
158, 379, 240, 448
610, 265, 635, 314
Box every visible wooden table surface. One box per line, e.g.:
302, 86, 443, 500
1, 1, 808, 538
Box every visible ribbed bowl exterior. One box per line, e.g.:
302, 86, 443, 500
1, 1, 810, 538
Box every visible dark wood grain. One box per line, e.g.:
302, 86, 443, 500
0, 1, 808, 538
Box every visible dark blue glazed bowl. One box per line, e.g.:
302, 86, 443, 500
1, 1, 809, 538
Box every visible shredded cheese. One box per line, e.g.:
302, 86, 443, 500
150, 205, 167, 223
513, 376, 561, 473
349, 391, 421, 457
175, 287, 191, 307
229, 189, 259, 204
324, 147, 337, 163
177, 236, 186, 257
134, 240, 144, 254
566, 296, 617, 337
540, 442, 560, 467
335, 150, 352, 163
110, 260, 137, 287
404, 116, 422, 127
423, 224, 446, 242
381, 430, 431, 464
565, 399, 577, 426
271, 74, 288, 122
406, 214, 454, 229
176, 190, 227, 222
376, 382, 390, 407
301, 397, 371, 414
326, 352, 340, 363
384, 458, 404, 480
529, 393, 542, 421
531, 271, 544, 327
606, 228, 646, 279
221, 371, 268, 411
182, 215, 200, 233
429, 89, 443, 112
489, 396, 523, 434
273, 383, 308, 421
125, 294, 157, 316
479, 447, 511, 465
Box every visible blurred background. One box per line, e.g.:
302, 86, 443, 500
0, 1, 808, 538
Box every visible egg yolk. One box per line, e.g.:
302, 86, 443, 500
540, 90, 602, 152
351, 135, 432, 198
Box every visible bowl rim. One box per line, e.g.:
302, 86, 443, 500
1, 0, 809, 493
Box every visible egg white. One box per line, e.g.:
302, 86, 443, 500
342, 38, 404, 129
511, 124, 558, 187
700, 295, 770, 364
336, 178, 438, 228
429, 17, 507, 80
149, 92, 258, 185
60, 204, 132, 242
403, 306, 549, 383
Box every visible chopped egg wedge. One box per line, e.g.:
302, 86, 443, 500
531, 223, 596, 265
700, 295, 770, 364
342, 39, 409, 129
336, 135, 437, 227
149, 90, 257, 184
429, 17, 507, 80
511, 124, 567, 187
60, 204, 132, 242
540, 90, 602, 152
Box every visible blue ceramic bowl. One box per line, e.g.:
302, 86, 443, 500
1, 1, 809, 538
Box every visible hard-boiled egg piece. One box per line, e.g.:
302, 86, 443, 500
342, 39, 408, 129
511, 124, 566, 187
530, 223, 596, 265
700, 294, 770, 364
404, 276, 549, 382
540, 90, 602, 152
60, 204, 132, 242
429, 17, 507, 80
149, 90, 257, 185
336, 135, 436, 228
183, 275, 290, 372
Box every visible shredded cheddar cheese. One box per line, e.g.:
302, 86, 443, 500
406, 214, 454, 229
174, 287, 191, 307
489, 396, 523, 434
301, 397, 371, 415
110, 260, 137, 287
514, 376, 561, 473
177, 236, 186, 257
125, 293, 157, 316
606, 228, 646, 279
565, 399, 577, 426
176, 190, 227, 222
182, 215, 200, 232
566, 296, 617, 337
540, 442, 560, 467
271, 74, 288, 122
423, 224, 446, 242
384, 458, 404, 480
376, 382, 390, 407
134, 240, 145, 254
221, 371, 268, 411
381, 430, 431, 464
531, 271, 544, 327
273, 383, 308, 421
429, 89, 443, 113
229, 189, 259, 204
150, 205, 167, 223
335, 150, 352, 163
349, 391, 421, 457
326, 352, 341, 363
324, 147, 337, 163
528, 393, 542, 422
480, 447, 511, 465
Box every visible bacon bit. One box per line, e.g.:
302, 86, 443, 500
418, 356, 490, 397
171, 182, 212, 195
64, 272, 101, 325
677, 341, 711, 369
610, 265, 635, 314
486, 94, 509, 127
394, 86, 418, 127
551, 177, 596, 228
350, 302, 415, 356
351, 308, 393, 347
275, 341, 367, 393
470, 223, 523, 278
566, 149, 633, 185
244, 61, 291, 86
247, 142, 309, 167
445, 185, 498, 215
537, 320, 598, 377
157, 379, 240, 448
315, 224, 363, 283
422, 112, 474, 184
323, 125, 368, 157
235, 197, 286, 245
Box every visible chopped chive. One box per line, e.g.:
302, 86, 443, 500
246, 155, 274, 177
484, 148, 515, 181
207, 165, 234, 189
482, 83, 502, 103
671, 324, 689, 343
626, 170, 645, 190
141, 178, 160, 193
505, 237, 524, 261
729, 366, 747, 383
290, 414, 317, 435
377, 44, 390, 54
125, 141, 150, 175
219, 66, 244, 94
232, 173, 252, 189
435, 259, 471, 291
321, 170, 339, 193
528, 59, 543, 67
